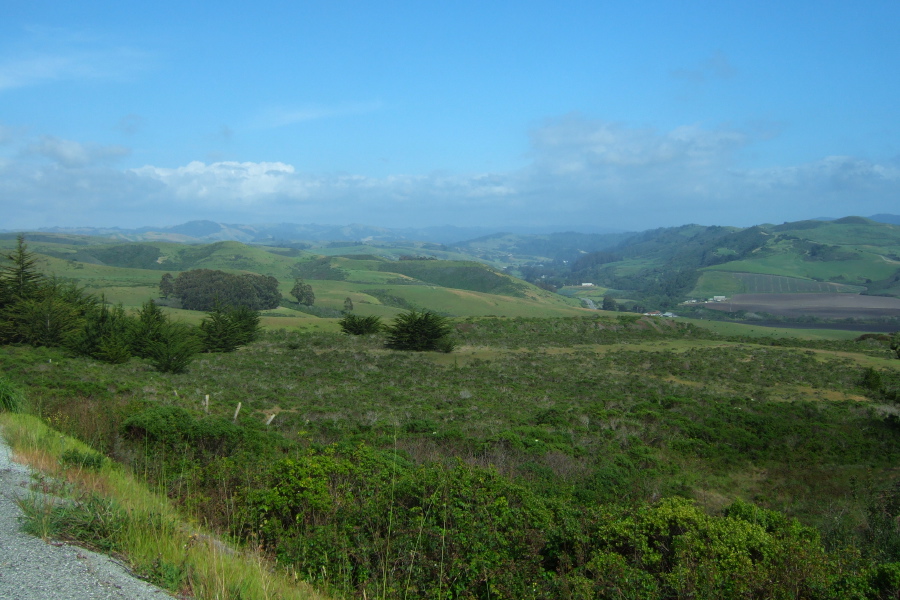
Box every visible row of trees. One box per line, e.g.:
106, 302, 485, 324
160, 272, 325, 311
1, 237, 261, 373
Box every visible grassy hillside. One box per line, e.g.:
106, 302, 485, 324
525, 218, 900, 313
450, 230, 635, 264
1, 236, 587, 319
8, 217, 900, 321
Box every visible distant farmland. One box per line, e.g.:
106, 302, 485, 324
703, 293, 900, 319
730, 272, 865, 293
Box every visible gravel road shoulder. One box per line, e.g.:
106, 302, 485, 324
0, 429, 173, 600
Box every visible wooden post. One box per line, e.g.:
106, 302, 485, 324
204, 395, 209, 414
233, 402, 242, 423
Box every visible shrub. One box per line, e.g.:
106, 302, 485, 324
129, 300, 168, 359
338, 313, 382, 335
385, 309, 454, 352
200, 304, 260, 353
67, 300, 133, 364
122, 405, 279, 456
146, 323, 202, 373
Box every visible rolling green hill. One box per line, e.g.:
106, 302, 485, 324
6, 215, 900, 320
0, 235, 589, 321
551, 217, 900, 309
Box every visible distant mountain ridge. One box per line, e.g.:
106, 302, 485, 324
5, 220, 624, 245
3, 215, 898, 245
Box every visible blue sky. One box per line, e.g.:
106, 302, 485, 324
1, 1, 898, 233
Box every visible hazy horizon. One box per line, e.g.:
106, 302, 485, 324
3, 2, 899, 232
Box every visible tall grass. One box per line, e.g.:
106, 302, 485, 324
0, 413, 330, 600
0, 376, 26, 413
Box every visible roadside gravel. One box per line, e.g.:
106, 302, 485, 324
0, 430, 173, 600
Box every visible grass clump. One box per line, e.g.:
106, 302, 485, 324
0, 376, 25, 413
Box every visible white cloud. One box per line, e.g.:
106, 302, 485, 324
2, 115, 899, 231
133, 161, 300, 202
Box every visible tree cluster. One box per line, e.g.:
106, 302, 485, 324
290, 278, 315, 306
0, 237, 263, 373
165, 269, 281, 311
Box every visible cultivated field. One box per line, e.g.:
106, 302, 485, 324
703, 293, 900, 319
731, 272, 864, 293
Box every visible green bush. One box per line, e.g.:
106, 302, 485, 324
385, 309, 454, 352
200, 304, 260, 352
122, 405, 278, 456
67, 300, 133, 364
146, 323, 202, 374
338, 313, 382, 335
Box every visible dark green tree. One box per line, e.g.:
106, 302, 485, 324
343, 297, 354, 313
2, 276, 94, 346
129, 300, 169, 358
199, 303, 261, 352
200, 304, 241, 352
146, 322, 202, 373
385, 309, 454, 352
68, 297, 134, 364
172, 269, 280, 311
291, 278, 315, 306
892, 334, 900, 360
159, 273, 175, 299
602, 295, 618, 311
228, 304, 262, 347
339, 313, 382, 335
1, 235, 43, 304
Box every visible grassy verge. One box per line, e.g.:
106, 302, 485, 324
0, 413, 330, 600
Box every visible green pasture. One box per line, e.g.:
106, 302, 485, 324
688, 271, 746, 297
562, 285, 612, 297
690, 270, 866, 297
706, 249, 897, 283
